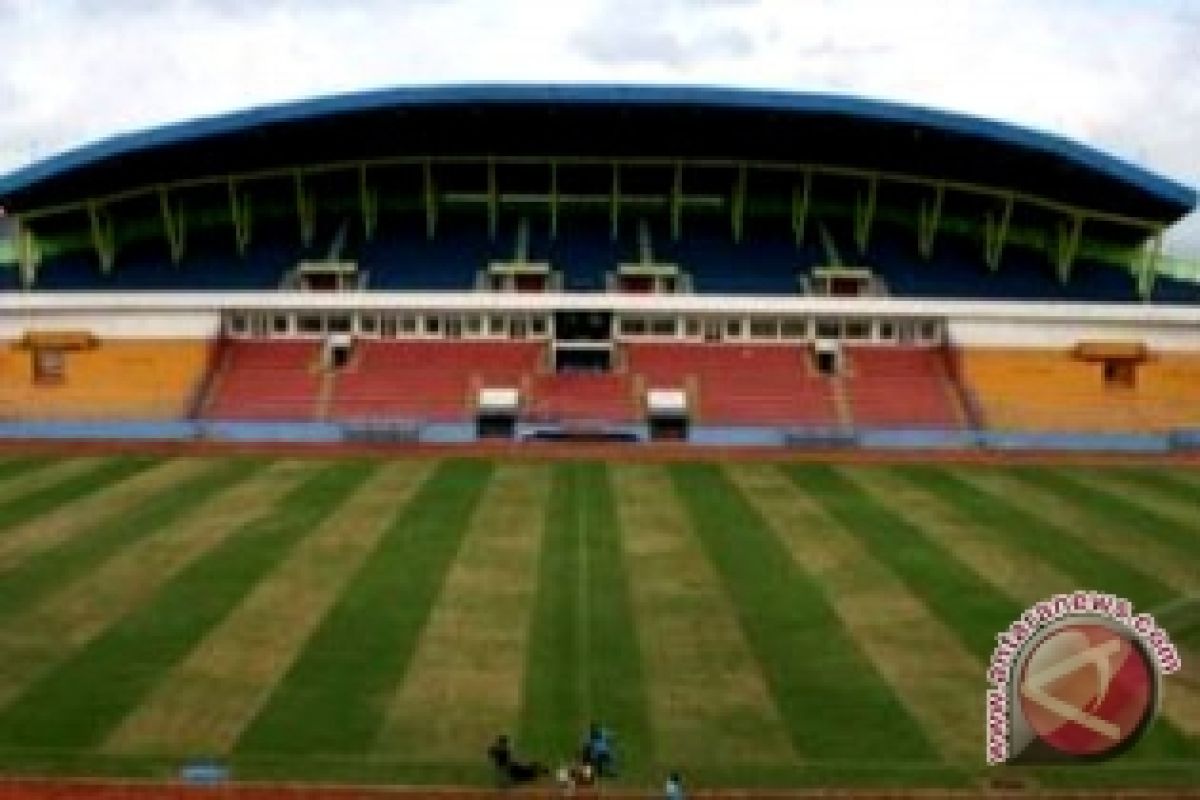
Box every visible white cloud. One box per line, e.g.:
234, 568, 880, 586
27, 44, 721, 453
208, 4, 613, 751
0, 0, 1196, 253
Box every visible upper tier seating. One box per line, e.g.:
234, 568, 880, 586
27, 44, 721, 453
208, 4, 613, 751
842, 346, 964, 428
330, 340, 542, 421
0, 339, 211, 420
527, 371, 637, 423
959, 348, 1200, 432
203, 340, 323, 420
629, 343, 839, 426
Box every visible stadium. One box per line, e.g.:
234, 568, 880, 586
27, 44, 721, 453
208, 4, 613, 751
0, 84, 1197, 797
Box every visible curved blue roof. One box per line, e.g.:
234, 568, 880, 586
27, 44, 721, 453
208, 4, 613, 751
1, 83, 1195, 220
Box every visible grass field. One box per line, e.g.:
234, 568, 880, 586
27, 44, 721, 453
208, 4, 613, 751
0, 453, 1196, 791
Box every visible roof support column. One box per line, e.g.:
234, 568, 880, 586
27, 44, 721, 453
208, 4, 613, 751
1055, 213, 1084, 284
14, 217, 39, 289
1138, 229, 1164, 300
984, 194, 1014, 272
359, 165, 378, 240
610, 162, 620, 240
229, 178, 252, 255
293, 172, 314, 247
549, 161, 559, 240
917, 183, 945, 259
671, 160, 684, 241
423, 159, 437, 240
87, 200, 116, 274
487, 157, 498, 240
731, 164, 747, 242
792, 170, 812, 246
854, 175, 878, 254
158, 186, 187, 264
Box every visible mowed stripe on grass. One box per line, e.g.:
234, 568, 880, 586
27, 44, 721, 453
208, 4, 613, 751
669, 463, 937, 762
886, 465, 1197, 756
0, 458, 60, 493
0, 458, 99, 506
614, 464, 794, 768
105, 460, 435, 755
236, 459, 493, 757
0, 457, 159, 559
731, 464, 981, 762
1086, 467, 1200, 531
0, 459, 254, 619
375, 463, 551, 761
0, 459, 375, 749
0, 459, 296, 712
519, 463, 651, 774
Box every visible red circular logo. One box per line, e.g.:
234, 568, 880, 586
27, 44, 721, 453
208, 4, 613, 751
1019, 621, 1155, 758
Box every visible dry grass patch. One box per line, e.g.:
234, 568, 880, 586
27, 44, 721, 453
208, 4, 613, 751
0, 458, 103, 506
730, 464, 981, 762
0, 460, 311, 711
849, 467, 1075, 602
960, 470, 1196, 597
374, 463, 550, 761
614, 464, 794, 768
0, 459, 206, 572
103, 461, 434, 755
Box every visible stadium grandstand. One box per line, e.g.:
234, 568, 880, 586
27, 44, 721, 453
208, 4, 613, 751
0, 84, 1198, 450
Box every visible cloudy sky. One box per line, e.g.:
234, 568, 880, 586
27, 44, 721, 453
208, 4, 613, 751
1, 0, 1197, 253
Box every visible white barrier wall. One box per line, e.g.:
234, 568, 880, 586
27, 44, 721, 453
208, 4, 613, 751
0, 292, 1197, 349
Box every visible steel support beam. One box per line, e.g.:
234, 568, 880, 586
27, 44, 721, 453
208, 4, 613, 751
1138, 230, 1164, 300
358, 165, 379, 240
671, 160, 684, 241
293, 172, 314, 247
984, 194, 1015, 271
1056, 213, 1084, 284
854, 175, 878, 253
158, 186, 187, 264
918, 183, 945, 259
487, 157, 498, 240
791, 171, 812, 245
14, 217, 38, 289
731, 164, 748, 242
87, 200, 116, 273
549, 161, 559, 240
423, 160, 437, 239
610, 162, 620, 240
229, 178, 253, 255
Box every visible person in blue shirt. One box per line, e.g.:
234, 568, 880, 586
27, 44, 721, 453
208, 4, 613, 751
664, 771, 685, 799
582, 722, 615, 777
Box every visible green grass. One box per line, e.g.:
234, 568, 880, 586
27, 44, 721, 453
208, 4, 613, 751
0, 460, 375, 749
518, 463, 650, 773
0, 457, 158, 536
235, 459, 492, 756
0, 459, 263, 618
669, 463, 940, 762
0, 453, 1194, 790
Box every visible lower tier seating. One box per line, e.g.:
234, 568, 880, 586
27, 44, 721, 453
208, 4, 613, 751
843, 346, 965, 428
203, 340, 323, 421
629, 343, 839, 426
330, 341, 542, 421
0, 339, 212, 420
527, 371, 638, 423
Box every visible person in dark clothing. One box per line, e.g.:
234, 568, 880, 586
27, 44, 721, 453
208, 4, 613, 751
487, 734, 546, 786
582, 722, 615, 777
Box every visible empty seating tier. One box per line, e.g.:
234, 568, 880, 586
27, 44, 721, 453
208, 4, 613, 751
843, 346, 965, 429
527, 371, 637, 423
330, 341, 542, 422
629, 344, 838, 426
203, 341, 323, 421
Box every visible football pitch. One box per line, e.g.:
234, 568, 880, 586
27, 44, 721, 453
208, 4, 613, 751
0, 453, 1196, 791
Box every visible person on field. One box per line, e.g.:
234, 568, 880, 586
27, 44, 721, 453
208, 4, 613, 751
581, 722, 614, 777
487, 734, 546, 786
664, 771, 686, 800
